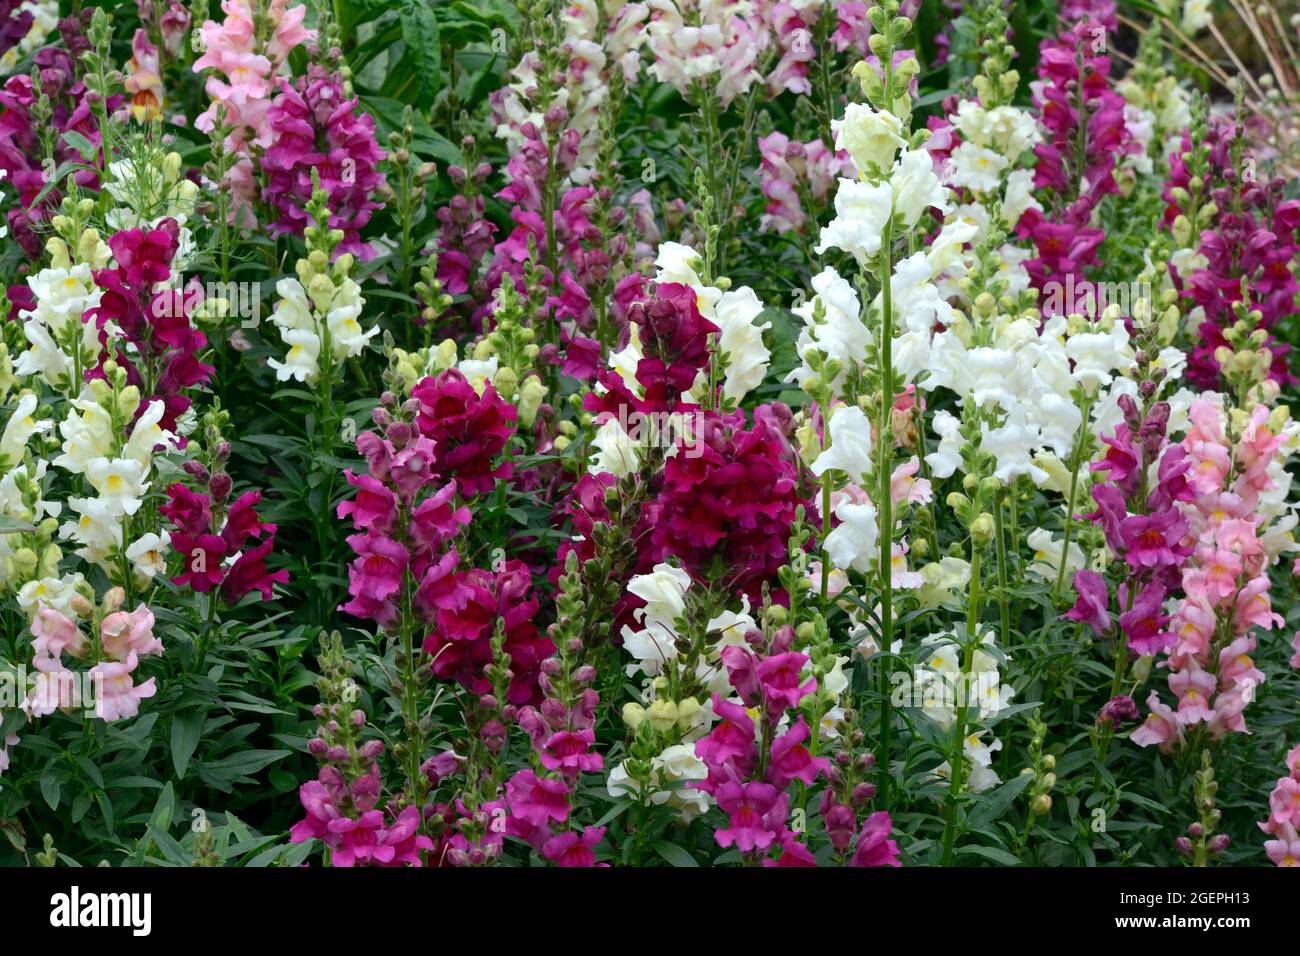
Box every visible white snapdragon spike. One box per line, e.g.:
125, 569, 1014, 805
1064, 322, 1133, 391
268, 276, 377, 383
824, 498, 879, 574
913, 629, 1014, 731
933, 732, 1003, 794
834, 103, 907, 174
607, 744, 712, 820
811, 405, 874, 484
982, 409, 1048, 485
950, 100, 1042, 159
1025, 528, 1086, 583
789, 267, 870, 391
948, 142, 1008, 193
0, 393, 53, 467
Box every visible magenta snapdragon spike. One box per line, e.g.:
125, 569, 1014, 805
1020, 17, 1139, 303
0, 47, 117, 257
1063, 393, 1193, 692
87, 220, 213, 435
1164, 122, 1300, 390
263, 66, 388, 260
503, 645, 608, 866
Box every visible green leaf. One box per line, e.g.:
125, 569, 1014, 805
651, 840, 699, 867
39, 767, 62, 810
170, 711, 204, 779
399, 0, 442, 102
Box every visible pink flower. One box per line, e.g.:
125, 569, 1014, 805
538, 729, 604, 779
767, 718, 831, 789
712, 781, 786, 853
337, 470, 397, 535
542, 826, 606, 867
505, 769, 571, 827
1064, 569, 1110, 635
409, 482, 471, 552
1130, 692, 1184, 752
99, 604, 162, 661
343, 535, 408, 604
850, 811, 901, 867
91, 653, 157, 722
1168, 666, 1216, 725
30, 606, 87, 660
756, 651, 817, 719
890, 457, 932, 505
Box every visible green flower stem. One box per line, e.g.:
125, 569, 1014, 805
1054, 394, 1093, 600
876, 218, 895, 804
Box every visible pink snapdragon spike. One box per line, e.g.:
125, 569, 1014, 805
1132, 401, 1289, 748
1260, 746, 1300, 866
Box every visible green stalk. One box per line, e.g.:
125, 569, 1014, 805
876, 219, 895, 803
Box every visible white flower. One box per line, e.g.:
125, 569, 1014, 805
916, 556, 972, 609
713, 286, 770, 402
457, 356, 500, 394
925, 409, 964, 478
53, 399, 115, 475
126, 531, 171, 580
84, 457, 150, 516
16, 573, 86, 618
824, 654, 851, 696
811, 405, 875, 483
590, 417, 641, 477
834, 103, 906, 174
982, 411, 1048, 485
890, 149, 950, 227
790, 267, 870, 387
654, 241, 707, 288
707, 595, 756, 650
325, 278, 377, 358
628, 562, 691, 628
121, 400, 178, 465
948, 142, 1008, 194
13, 320, 71, 385
926, 219, 979, 280
967, 347, 1022, 410
267, 328, 321, 382
1181, 0, 1212, 33
824, 499, 879, 574
1030, 391, 1083, 458
23, 265, 101, 335
1026, 528, 1085, 582
1002, 168, 1042, 226
61, 495, 124, 562
1066, 324, 1132, 391
888, 251, 954, 335
816, 177, 893, 261
0, 393, 53, 466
